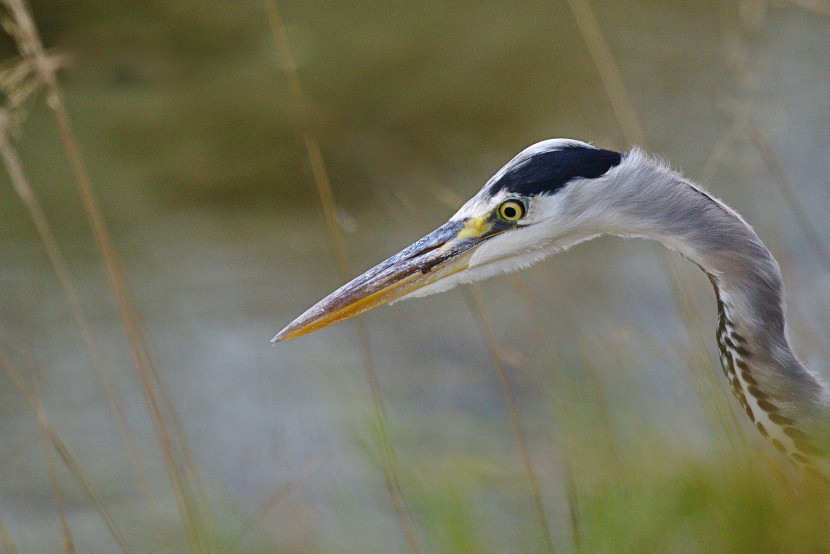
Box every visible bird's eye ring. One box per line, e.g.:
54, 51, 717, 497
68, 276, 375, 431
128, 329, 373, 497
497, 199, 526, 222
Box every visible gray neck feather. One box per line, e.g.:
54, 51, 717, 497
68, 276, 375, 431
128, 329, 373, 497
577, 149, 830, 471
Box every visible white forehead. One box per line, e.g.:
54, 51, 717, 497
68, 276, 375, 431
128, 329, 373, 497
513, 138, 592, 162
450, 138, 592, 221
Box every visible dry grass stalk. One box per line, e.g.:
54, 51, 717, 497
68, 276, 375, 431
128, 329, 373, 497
576, 341, 624, 475
433, 169, 610, 551
789, 0, 830, 15
0, 0, 210, 548
508, 273, 586, 548
0, 513, 18, 554
743, 120, 830, 271
410, 185, 564, 550
563, 0, 747, 465
564, 457, 582, 553
0, 350, 131, 553
33, 383, 76, 554
663, 258, 749, 451
230, 453, 327, 548
563, 0, 646, 148
698, 121, 742, 187
266, 2, 421, 551
469, 286, 556, 553
670, 105, 768, 448
0, 108, 165, 540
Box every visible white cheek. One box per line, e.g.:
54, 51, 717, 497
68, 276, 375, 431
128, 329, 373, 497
399, 192, 593, 302
399, 226, 560, 302
469, 224, 551, 267
465, 193, 567, 268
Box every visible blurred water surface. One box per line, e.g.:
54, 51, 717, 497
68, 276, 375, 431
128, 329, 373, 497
0, 1, 828, 551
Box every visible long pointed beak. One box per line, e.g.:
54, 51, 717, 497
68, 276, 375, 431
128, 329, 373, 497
273, 216, 501, 342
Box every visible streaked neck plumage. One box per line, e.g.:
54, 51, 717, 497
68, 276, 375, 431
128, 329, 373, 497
576, 150, 830, 472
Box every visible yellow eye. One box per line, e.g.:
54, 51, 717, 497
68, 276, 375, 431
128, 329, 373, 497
497, 199, 525, 222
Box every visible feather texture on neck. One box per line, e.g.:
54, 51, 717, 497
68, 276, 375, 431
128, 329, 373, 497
568, 150, 830, 472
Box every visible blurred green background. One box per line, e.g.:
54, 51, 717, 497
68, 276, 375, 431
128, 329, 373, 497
0, 0, 829, 552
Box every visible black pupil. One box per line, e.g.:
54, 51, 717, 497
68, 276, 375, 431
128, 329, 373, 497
503, 205, 517, 218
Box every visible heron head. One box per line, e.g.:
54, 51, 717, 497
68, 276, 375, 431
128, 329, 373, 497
273, 139, 623, 342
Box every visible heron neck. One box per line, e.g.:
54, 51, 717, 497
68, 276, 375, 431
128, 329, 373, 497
604, 155, 829, 470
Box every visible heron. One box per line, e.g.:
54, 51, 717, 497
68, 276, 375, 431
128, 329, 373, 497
274, 139, 830, 475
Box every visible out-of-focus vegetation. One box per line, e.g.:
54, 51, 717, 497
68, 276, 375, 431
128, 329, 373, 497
0, 0, 828, 552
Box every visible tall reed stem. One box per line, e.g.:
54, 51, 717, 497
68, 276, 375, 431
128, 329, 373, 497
266, 2, 421, 551
0, 0, 209, 549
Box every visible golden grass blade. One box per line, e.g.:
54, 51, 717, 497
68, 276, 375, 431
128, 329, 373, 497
563, 0, 746, 463
0, 1, 210, 548
0, 350, 131, 553
265, 2, 349, 277
663, 256, 749, 453
469, 286, 556, 553
46, 431, 132, 553
415, 185, 567, 551
744, 120, 830, 271
563, 0, 646, 147
0, 109, 165, 541
33, 383, 76, 554
230, 453, 327, 548
698, 121, 742, 187
788, 0, 830, 16
0, 512, 18, 554
407, 184, 566, 550
266, 2, 421, 551
576, 341, 623, 474
507, 273, 585, 548
564, 458, 582, 553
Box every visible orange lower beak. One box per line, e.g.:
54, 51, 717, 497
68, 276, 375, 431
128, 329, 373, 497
272, 219, 488, 342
